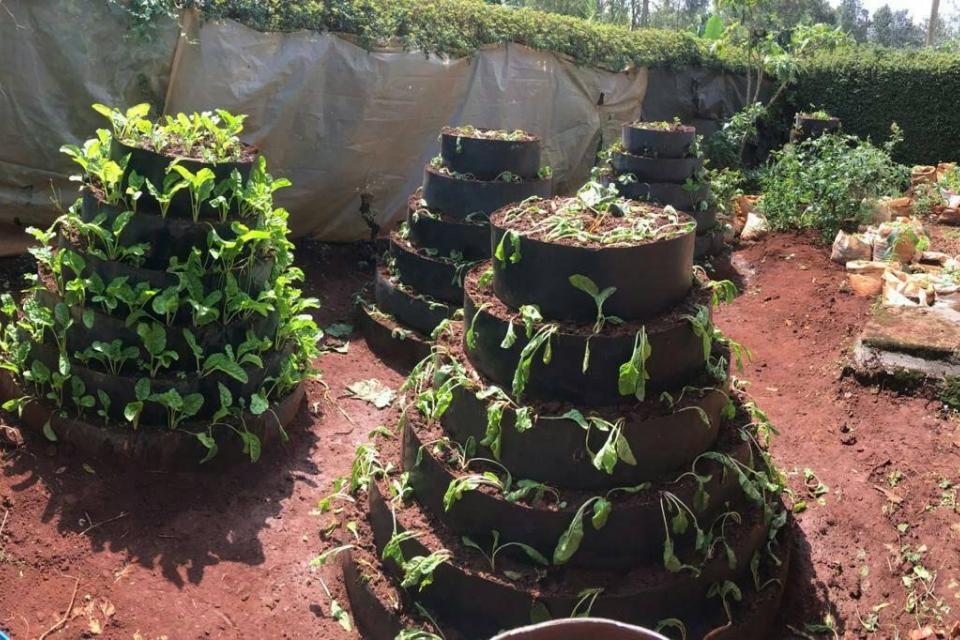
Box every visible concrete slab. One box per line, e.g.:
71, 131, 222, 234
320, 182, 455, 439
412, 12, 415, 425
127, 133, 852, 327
853, 305, 960, 381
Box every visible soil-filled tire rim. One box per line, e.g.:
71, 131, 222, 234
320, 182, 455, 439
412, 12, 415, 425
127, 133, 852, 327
610, 151, 702, 184
374, 267, 456, 336
489, 212, 695, 323
439, 130, 542, 181
421, 165, 552, 220
621, 126, 696, 159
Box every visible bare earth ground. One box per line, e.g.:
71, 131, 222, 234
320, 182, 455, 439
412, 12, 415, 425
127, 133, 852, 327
0, 232, 958, 640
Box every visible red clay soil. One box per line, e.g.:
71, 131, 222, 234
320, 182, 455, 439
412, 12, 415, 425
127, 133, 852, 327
1, 233, 958, 640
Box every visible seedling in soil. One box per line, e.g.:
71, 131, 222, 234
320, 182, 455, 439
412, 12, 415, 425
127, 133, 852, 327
461, 530, 549, 572
654, 618, 688, 639
122, 378, 151, 429
137, 322, 179, 376
659, 491, 705, 576
803, 468, 829, 505
382, 528, 451, 592
543, 409, 636, 475
618, 327, 651, 401
553, 496, 612, 565
511, 324, 557, 398
706, 580, 743, 635
569, 274, 623, 372
494, 229, 522, 266
75, 339, 140, 376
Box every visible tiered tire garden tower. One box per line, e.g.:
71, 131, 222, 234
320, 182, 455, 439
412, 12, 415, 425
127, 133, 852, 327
337, 184, 790, 639
360, 127, 552, 369
606, 121, 724, 258
0, 104, 320, 465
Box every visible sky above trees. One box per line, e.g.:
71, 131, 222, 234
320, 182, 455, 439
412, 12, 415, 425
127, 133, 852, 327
494, 0, 960, 47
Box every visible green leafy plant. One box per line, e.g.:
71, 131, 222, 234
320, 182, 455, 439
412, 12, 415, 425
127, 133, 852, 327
759, 126, 910, 239
568, 274, 622, 372
618, 328, 651, 401
461, 530, 549, 572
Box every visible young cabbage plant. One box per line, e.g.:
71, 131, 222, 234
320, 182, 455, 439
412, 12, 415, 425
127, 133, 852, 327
461, 530, 549, 573
618, 327, 651, 401
145, 173, 187, 219
553, 496, 612, 565
168, 164, 216, 222
123, 378, 152, 430
568, 274, 623, 372
494, 229, 522, 265
137, 322, 179, 376
511, 324, 557, 398
149, 387, 204, 430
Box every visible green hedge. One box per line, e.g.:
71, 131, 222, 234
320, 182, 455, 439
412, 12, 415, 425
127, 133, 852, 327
792, 48, 960, 165
188, 0, 728, 71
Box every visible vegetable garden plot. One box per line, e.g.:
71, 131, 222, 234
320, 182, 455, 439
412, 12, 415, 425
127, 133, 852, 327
359, 126, 552, 371
0, 105, 321, 466
328, 183, 790, 639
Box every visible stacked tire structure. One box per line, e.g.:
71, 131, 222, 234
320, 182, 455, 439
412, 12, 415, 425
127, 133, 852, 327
360, 126, 552, 370
339, 193, 790, 639
610, 122, 723, 259
0, 107, 318, 467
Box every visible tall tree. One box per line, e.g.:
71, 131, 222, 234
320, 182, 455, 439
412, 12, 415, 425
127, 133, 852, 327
927, 0, 941, 45
837, 0, 870, 41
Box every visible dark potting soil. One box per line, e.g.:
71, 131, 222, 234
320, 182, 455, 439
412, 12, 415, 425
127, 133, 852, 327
125, 138, 259, 164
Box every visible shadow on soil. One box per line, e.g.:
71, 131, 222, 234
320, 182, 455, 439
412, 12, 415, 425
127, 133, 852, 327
2, 392, 320, 588
777, 488, 847, 637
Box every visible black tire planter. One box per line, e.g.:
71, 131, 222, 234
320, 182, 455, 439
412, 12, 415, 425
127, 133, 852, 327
489, 215, 695, 322
340, 549, 405, 640
402, 416, 754, 570
792, 115, 840, 141
80, 191, 236, 267
406, 207, 490, 260
366, 478, 782, 640
614, 179, 710, 212
28, 341, 289, 427
389, 234, 470, 306
690, 207, 717, 233
0, 372, 303, 469
621, 125, 695, 159
439, 130, 542, 181
357, 300, 432, 373
111, 139, 257, 220
610, 151, 701, 184
437, 373, 726, 490
695, 229, 726, 260
35, 288, 279, 374
374, 268, 455, 336
422, 165, 552, 220
463, 278, 709, 406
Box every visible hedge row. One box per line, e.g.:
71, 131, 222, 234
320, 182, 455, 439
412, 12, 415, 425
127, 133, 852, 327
188, 0, 728, 71
792, 48, 960, 165
124, 0, 960, 164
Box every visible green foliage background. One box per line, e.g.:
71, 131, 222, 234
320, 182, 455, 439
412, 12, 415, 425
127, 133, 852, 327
114, 0, 960, 165
792, 48, 960, 165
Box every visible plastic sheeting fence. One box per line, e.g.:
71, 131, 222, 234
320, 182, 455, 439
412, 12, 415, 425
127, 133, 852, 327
0, 1, 752, 249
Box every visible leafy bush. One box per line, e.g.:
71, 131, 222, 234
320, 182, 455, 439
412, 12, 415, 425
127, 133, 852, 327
110, 0, 726, 70
758, 126, 909, 239
793, 48, 960, 165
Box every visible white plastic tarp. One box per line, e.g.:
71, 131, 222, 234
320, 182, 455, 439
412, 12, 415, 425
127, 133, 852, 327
0, 2, 752, 248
